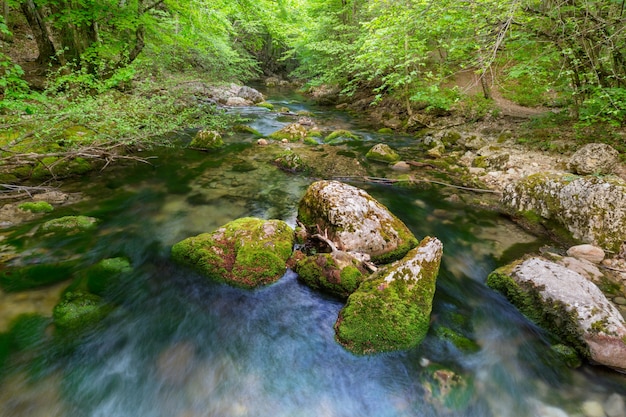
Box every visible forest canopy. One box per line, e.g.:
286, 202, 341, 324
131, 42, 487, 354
1, 0, 626, 126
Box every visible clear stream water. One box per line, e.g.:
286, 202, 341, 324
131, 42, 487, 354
1, 87, 626, 417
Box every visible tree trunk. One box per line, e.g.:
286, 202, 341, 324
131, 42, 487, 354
20, 0, 56, 64
0, 1, 12, 42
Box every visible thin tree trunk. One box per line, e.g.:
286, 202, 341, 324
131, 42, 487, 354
0, 1, 12, 42
20, 0, 56, 64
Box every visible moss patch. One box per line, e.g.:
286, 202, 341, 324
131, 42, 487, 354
0, 261, 76, 292
53, 291, 112, 332
295, 253, 367, 299
171, 217, 294, 289
18, 201, 54, 213
323, 130, 362, 145
190, 130, 224, 150
39, 215, 99, 235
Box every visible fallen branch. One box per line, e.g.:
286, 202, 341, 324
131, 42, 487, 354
332, 175, 501, 194
0, 184, 57, 200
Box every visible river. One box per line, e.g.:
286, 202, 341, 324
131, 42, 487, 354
1, 86, 625, 417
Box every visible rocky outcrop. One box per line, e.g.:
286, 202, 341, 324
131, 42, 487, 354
205, 84, 264, 106
569, 143, 620, 175
502, 173, 626, 252
171, 217, 294, 289
297, 180, 418, 264
487, 256, 626, 371
334, 236, 443, 354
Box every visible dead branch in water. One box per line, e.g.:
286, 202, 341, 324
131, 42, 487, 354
332, 175, 501, 194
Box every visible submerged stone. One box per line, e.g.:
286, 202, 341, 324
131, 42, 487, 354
0, 261, 76, 292
487, 256, 626, 371
323, 130, 362, 145
267, 123, 308, 142
297, 180, 417, 264
334, 236, 443, 354
171, 217, 294, 289
53, 291, 112, 332
39, 215, 99, 234
273, 150, 310, 173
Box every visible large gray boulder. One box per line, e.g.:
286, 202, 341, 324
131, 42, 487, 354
502, 173, 626, 252
487, 256, 626, 371
569, 143, 619, 175
297, 180, 418, 264
335, 237, 443, 354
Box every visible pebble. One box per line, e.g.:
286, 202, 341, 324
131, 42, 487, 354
256, 139, 268, 145
582, 400, 606, 417
567, 244, 605, 264
604, 393, 626, 417
614, 297, 626, 306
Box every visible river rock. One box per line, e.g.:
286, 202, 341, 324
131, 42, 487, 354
297, 180, 418, 264
487, 256, 626, 371
171, 217, 294, 289
604, 393, 626, 417
237, 86, 264, 103
225, 97, 252, 106
334, 236, 443, 354
567, 244, 605, 264
294, 251, 368, 299
569, 143, 619, 175
189, 130, 224, 150
267, 123, 308, 142
502, 173, 626, 252
366, 143, 401, 163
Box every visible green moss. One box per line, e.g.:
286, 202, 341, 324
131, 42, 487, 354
366, 144, 401, 163
434, 326, 480, 353
295, 254, 366, 299
171, 217, 294, 289
85, 257, 133, 295
323, 130, 362, 145
268, 124, 308, 142
377, 128, 394, 134
53, 291, 111, 332
551, 344, 582, 368
0, 261, 76, 292
31, 157, 93, 180
39, 215, 99, 234
273, 150, 310, 173
232, 125, 262, 136
18, 201, 54, 213
256, 101, 274, 110
7, 313, 50, 351
471, 156, 489, 169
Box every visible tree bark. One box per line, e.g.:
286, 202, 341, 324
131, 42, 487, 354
20, 0, 57, 64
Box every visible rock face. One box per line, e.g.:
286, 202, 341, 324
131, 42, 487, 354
334, 236, 443, 354
366, 143, 401, 163
502, 173, 626, 252
297, 180, 418, 264
171, 217, 294, 289
487, 256, 626, 371
569, 143, 619, 175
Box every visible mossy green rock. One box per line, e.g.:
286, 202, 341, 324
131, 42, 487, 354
487, 256, 626, 371
0, 261, 77, 292
502, 173, 626, 252
53, 291, 112, 332
273, 150, 310, 173
171, 217, 294, 289
323, 130, 362, 145
298, 180, 417, 264
295, 252, 368, 299
334, 236, 443, 354
267, 123, 308, 142
40, 215, 99, 234
85, 257, 133, 295
365, 143, 401, 163
18, 201, 54, 213
190, 130, 224, 150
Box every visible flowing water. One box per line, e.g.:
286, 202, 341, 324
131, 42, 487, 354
1, 87, 626, 417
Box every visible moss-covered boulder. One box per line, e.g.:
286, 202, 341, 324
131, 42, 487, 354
273, 150, 310, 173
323, 130, 362, 145
53, 291, 112, 332
295, 252, 368, 299
568, 143, 619, 175
297, 180, 418, 264
76, 257, 133, 296
334, 236, 443, 354
189, 130, 224, 150
422, 365, 474, 411
171, 217, 294, 289
502, 173, 626, 252
487, 256, 626, 371
18, 201, 54, 213
365, 143, 401, 163
39, 215, 99, 235
267, 123, 308, 142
